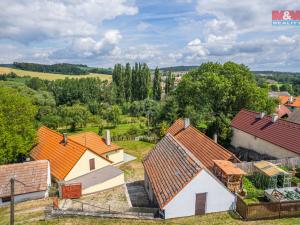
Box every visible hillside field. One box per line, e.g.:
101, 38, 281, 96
0, 66, 112, 81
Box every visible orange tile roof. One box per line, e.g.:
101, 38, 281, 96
213, 160, 246, 176
30, 127, 88, 180
69, 132, 121, 155
0, 160, 49, 197
167, 119, 239, 171
143, 134, 202, 208
279, 96, 300, 108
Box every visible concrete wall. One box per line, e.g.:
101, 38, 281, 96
103, 149, 124, 165
144, 171, 156, 206
82, 173, 124, 195
65, 150, 111, 181
0, 190, 48, 205
231, 128, 299, 159
163, 170, 236, 219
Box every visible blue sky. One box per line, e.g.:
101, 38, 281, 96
1, 0, 300, 71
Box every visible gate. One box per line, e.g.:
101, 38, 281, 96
61, 183, 82, 199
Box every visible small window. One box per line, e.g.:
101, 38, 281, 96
89, 158, 95, 171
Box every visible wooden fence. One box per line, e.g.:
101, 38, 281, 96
236, 195, 300, 220
234, 157, 300, 175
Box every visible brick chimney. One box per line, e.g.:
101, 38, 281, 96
184, 118, 190, 129
105, 130, 111, 146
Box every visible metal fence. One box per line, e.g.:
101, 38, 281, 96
234, 157, 300, 175
236, 195, 300, 220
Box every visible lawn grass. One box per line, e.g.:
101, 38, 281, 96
26, 212, 300, 225
0, 66, 112, 81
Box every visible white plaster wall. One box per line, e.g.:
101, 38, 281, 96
82, 173, 124, 195
231, 128, 299, 158
163, 170, 236, 219
65, 150, 111, 181
104, 149, 124, 165
0, 191, 48, 205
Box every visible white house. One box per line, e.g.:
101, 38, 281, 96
231, 109, 300, 159
143, 119, 238, 219
30, 126, 125, 195
0, 160, 51, 205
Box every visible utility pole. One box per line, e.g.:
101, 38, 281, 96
10, 177, 15, 225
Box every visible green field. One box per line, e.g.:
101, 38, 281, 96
0, 66, 112, 81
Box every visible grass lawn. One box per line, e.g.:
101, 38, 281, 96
22, 212, 300, 225
0, 66, 112, 81
116, 140, 154, 182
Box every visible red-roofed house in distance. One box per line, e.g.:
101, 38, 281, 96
30, 127, 127, 195
279, 95, 300, 111
143, 118, 241, 219
0, 160, 50, 205
231, 109, 300, 159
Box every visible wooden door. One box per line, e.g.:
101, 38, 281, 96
195, 193, 207, 215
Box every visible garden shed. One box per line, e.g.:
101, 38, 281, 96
253, 161, 292, 189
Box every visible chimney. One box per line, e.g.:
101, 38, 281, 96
213, 133, 218, 143
63, 133, 68, 144
256, 112, 265, 119
288, 96, 294, 103
184, 118, 190, 129
105, 130, 111, 146
271, 113, 279, 123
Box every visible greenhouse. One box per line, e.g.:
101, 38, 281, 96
253, 161, 292, 189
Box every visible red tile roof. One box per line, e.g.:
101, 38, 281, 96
143, 134, 202, 208
30, 127, 111, 180
231, 109, 300, 155
69, 132, 121, 156
167, 119, 239, 171
276, 104, 291, 118
0, 160, 49, 198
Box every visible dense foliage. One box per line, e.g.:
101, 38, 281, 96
0, 88, 37, 164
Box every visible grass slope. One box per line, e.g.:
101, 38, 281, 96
0, 67, 112, 81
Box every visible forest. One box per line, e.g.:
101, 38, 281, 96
0, 61, 278, 164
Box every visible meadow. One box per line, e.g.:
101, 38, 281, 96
0, 66, 112, 81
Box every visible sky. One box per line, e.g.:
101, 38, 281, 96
1, 0, 300, 71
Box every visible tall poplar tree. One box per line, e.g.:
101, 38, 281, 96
153, 67, 162, 100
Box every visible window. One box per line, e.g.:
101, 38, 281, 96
89, 158, 95, 171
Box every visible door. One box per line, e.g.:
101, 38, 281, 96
195, 193, 207, 215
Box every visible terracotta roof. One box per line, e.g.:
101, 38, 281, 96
254, 161, 288, 177
30, 127, 89, 180
167, 119, 239, 171
69, 132, 121, 156
276, 104, 291, 118
231, 109, 300, 155
287, 108, 300, 124
143, 134, 202, 208
213, 160, 246, 176
279, 96, 300, 108
0, 160, 49, 198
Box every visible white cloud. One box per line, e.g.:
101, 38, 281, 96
137, 22, 151, 31
0, 0, 137, 43
186, 38, 208, 56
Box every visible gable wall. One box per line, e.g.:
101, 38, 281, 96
163, 170, 235, 219
103, 149, 124, 165
64, 150, 111, 181
231, 128, 299, 159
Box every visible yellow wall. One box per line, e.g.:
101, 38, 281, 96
82, 173, 125, 195
65, 150, 111, 181
103, 149, 124, 165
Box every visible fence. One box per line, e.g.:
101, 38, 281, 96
234, 157, 300, 175
236, 195, 300, 220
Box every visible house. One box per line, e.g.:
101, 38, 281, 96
268, 91, 290, 98
143, 119, 239, 219
0, 160, 50, 205
231, 109, 300, 159
279, 95, 300, 111
30, 126, 124, 195
276, 104, 291, 118
287, 108, 300, 124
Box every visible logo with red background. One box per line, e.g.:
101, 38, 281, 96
272, 10, 300, 25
